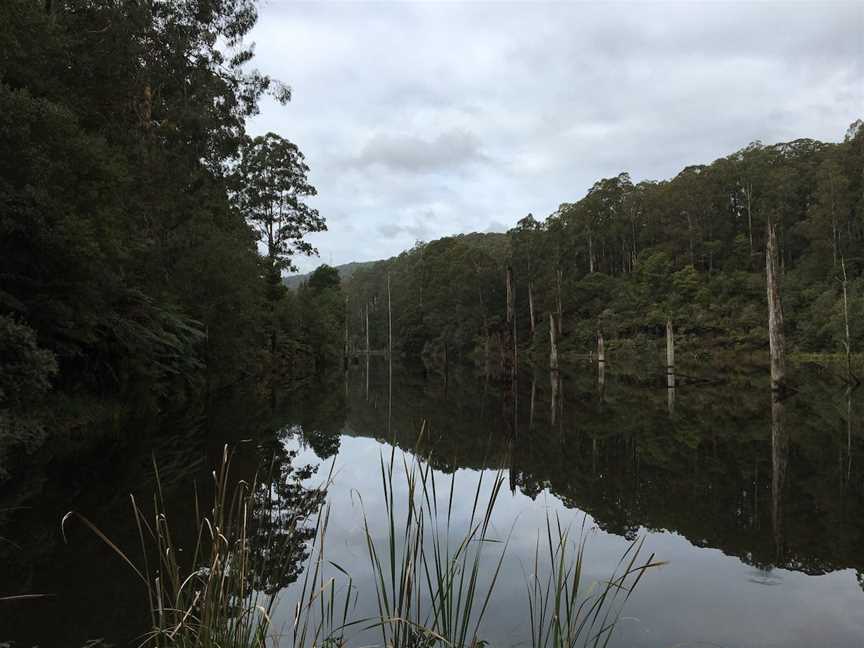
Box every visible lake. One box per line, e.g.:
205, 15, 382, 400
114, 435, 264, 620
2, 357, 863, 647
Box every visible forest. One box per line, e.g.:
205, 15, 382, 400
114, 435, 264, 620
2, 0, 863, 456
342, 123, 864, 370
2, 2, 863, 648
0, 0, 341, 415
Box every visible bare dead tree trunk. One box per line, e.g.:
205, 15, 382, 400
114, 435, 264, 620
840, 258, 855, 382
344, 295, 349, 369
365, 303, 370, 355
666, 318, 675, 372
387, 273, 393, 358
528, 280, 536, 337
549, 314, 559, 371
766, 224, 786, 392
598, 357, 606, 403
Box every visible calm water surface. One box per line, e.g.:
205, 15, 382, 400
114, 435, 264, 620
2, 358, 863, 647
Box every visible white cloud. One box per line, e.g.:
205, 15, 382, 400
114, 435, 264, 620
248, 0, 864, 274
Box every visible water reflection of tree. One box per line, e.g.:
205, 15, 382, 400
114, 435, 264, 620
770, 392, 787, 562
339, 361, 864, 578
278, 374, 348, 459
248, 445, 325, 595
0, 383, 331, 647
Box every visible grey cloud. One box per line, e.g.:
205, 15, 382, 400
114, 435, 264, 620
353, 129, 487, 173
377, 217, 434, 241
249, 1, 863, 273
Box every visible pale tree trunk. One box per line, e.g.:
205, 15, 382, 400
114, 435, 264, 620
766, 224, 786, 392
598, 358, 606, 402
597, 330, 605, 364
528, 280, 536, 337
365, 303, 370, 354
666, 319, 675, 372
588, 231, 594, 274
840, 258, 854, 382
549, 314, 559, 371
387, 273, 393, 358
344, 295, 349, 369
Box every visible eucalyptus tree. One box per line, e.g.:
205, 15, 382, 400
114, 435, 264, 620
1, 0, 308, 391
509, 214, 543, 336
236, 133, 325, 293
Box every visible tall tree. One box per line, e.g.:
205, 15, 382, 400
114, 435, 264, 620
236, 132, 325, 293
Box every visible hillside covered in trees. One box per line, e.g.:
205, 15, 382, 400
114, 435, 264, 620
342, 123, 864, 368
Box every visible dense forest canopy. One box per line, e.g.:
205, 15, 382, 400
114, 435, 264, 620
342, 123, 864, 366
0, 0, 341, 410
1, 0, 862, 409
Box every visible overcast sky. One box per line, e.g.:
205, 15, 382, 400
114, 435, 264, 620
247, 0, 863, 274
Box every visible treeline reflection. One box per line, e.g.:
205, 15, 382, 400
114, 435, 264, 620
294, 360, 864, 580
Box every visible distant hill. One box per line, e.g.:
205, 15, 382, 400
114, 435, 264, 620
284, 231, 508, 291
283, 260, 376, 290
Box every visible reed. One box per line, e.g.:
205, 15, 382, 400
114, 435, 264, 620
527, 516, 664, 648
357, 445, 508, 648
62, 445, 329, 648
64, 442, 660, 648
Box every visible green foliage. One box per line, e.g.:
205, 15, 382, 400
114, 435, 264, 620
297, 266, 346, 368
342, 121, 864, 366
63, 446, 324, 648
0, 0, 325, 400
235, 132, 325, 279
0, 315, 57, 407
